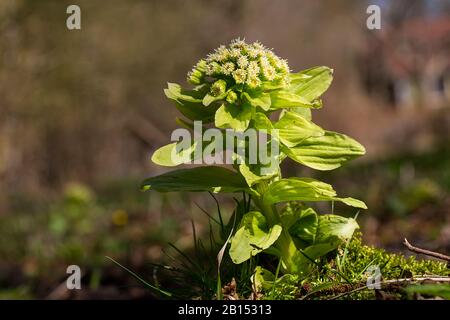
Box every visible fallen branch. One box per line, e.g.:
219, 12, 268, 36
330, 276, 450, 300
403, 238, 450, 263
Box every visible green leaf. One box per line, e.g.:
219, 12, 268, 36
164, 83, 218, 122
151, 142, 198, 167
252, 112, 274, 130
315, 215, 359, 244
253, 111, 323, 149
405, 284, 450, 300
239, 162, 278, 187
229, 211, 283, 264
290, 214, 359, 264
203, 92, 227, 106
241, 91, 271, 111
215, 103, 253, 131
275, 111, 324, 147
339, 197, 367, 208
289, 108, 312, 121
283, 131, 366, 170
141, 166, 249, 193
288, 208, 318, 245
263, 178, 367, 209
301, 243, 338, 261
289, 66, 333, 102
251, 266, 276, 292
270, 90, 318, 109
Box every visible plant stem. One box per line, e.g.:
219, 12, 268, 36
254, 181, 300, 274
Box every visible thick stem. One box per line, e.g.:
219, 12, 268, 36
254, 182, 299, 274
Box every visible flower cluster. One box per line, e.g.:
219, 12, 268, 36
187, 39, 290, 90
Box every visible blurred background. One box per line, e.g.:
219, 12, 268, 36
0, 0, 449, 299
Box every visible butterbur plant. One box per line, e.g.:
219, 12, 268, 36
142, 39, 367, 277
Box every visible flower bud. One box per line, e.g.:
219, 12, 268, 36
226, 91, 238, 104
210, 79, 227, 97
187, 60, 206, 85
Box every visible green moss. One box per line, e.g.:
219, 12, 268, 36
259, 233, 449, 300
344, 234, 448, 280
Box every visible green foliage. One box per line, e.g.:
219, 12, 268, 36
254, 234, 449, 300
343, 234, 449, 281
143, 39, 367, 279
229, 211, 282, 264
282, 131, 366, 170
405, 284, 450, 300
262, 178, 367, 208
142, 166, 249, 193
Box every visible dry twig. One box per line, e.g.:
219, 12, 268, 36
330, 276, 450, 300
403, 238, 450, 263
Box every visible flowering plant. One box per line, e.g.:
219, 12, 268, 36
142, 39, 367, 275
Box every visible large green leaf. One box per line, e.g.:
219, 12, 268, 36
241, 91, 271, 111
164, 83, 218, 122
263, 178, 367, 209
283, 107, 312, 121
289, 212, 359, 266
289, 66, 333, 102
141, 166, 249, 193
315, 215, 359, 244
275, 111, 324, 147
287, 207, 318, 245
238, 162, 279, 187
252, 111, 323, 148
215, 103, 253, 131
252, 112, 274, 130
270, 90, 319, 109
283, 131, 366, 170
229, 211, 282, 264
286, 207, 358, 247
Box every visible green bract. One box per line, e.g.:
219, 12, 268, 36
143, 39, 367, 276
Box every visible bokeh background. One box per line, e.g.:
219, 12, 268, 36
0, 0, 449, 299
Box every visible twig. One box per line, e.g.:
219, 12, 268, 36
403, 238, 450, 262
330, 276, 450, 300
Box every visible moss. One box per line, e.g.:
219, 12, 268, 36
344, 234, 448, 279
259, 233, 449, 300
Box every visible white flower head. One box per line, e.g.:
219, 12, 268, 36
221, 62, 235, 75
206, 62, 221, 76
262, 65, 276, 81
233, 68, 247, 84
215, 45, 230, 62
247, 61, 260, 77
246, 74, 261, 88
247, 47, 260, 59
237, 55, 249, 68
252, 41, 266, 50
230, 48, 241, 59
194, 39, 290, 89
231, 38, 246, 49
279, 59, 290, 73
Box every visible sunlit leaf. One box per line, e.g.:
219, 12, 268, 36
141, 166, 249, 193
229, 211, 282, 264
263, 178, 367, 209
283, 131, 366, 170
215, 103, 253, 132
